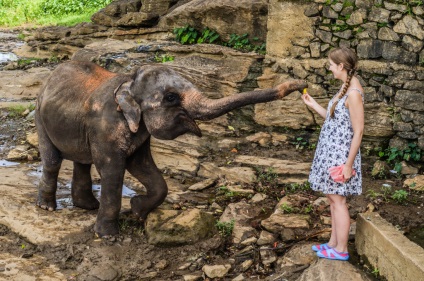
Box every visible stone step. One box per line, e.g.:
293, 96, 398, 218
356, 213, 424, 281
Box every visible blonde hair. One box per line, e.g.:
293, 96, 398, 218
328, 47, 358, 118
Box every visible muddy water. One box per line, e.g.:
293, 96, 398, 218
0, 159, 19, 167
0, 51, 18, 63
0, 31, 22, 64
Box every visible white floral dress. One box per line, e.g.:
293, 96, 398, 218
309, 88, 363, 196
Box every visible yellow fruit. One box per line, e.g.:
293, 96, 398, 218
302, 88, 307, 95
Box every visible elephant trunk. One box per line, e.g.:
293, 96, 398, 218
184, 79, 307, 120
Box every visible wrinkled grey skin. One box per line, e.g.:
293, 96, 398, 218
35, 61, 307, 237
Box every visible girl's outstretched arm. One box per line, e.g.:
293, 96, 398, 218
301, 92, 327, 119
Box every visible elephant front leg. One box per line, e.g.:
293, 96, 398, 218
93, 164, 125, 237
72, 162, 99, 210
127, 138, 168, 221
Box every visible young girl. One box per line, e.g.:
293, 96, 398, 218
302, 47, 364, 261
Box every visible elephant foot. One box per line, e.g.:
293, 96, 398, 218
73, 195, 100, 210
94, 219, 119, 238
130, 195, 151, 221
37, 191, 57, 211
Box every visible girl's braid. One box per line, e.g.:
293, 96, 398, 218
329, 68, 355, 118
328, 47, 358, 118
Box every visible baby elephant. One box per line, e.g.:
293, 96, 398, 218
35, 61, 307, 237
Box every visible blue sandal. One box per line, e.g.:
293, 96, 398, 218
312, 243, 332, 252
317, 248, 349, 261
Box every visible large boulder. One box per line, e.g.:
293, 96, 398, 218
145, 208, 216, 246
158, 0, 269, 42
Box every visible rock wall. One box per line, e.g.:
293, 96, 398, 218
264, 0, 424, 151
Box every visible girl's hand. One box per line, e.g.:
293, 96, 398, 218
342, 164, 354, 182
301, 92, 316, 108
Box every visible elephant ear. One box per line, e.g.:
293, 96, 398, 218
114, 81, 141, 133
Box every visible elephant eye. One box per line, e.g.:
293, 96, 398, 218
165, 93, 179, 103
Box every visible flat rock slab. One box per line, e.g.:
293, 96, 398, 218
0, 163, 96, 246
296, 258, 371, 281
0, 68, 51, 100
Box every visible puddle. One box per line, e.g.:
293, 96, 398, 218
0, 159, 20, 167
56, 184, 136, 209
91, 184, 137, 197
28, 164, 138, 209
0, 52, 18, 63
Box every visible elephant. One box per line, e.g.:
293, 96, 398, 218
35, 60, 307, 237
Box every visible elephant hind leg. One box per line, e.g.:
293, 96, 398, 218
71, 162, 99, 210
36, 116, 61, 211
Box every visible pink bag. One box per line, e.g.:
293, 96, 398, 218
328, 164, 356, 183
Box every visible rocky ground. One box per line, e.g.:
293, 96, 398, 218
0, 31, 423, 281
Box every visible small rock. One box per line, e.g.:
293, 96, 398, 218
250, 193, 267, 203
26, 131, 39, 147
154, 259, 168, 270
178, 262, 191, 270
313, 197, 329, 208
89, 265, 119, 281
202, 264, 231, 278
21, 108, 30, 117
240, 236, 257, 246
188, 178, 217, 191
183, 273, 203, 281
138, 272, 157, 279
239, 260, 253, 272
257, 230, 277, 246
210, 202, 222, 211
260, 246, 277, 266
371, 160, 390, 178
320, 215, 331, 225
404, 174, 424, 191
6, 145, 30, 161
400, 161, 419, 175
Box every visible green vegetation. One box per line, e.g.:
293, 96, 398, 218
256, 167, 279, 186
371, 267, 380, 278
7, 104, 35, 118
392, 189, 408, 204
118, 217, 144, 236
0, 0, 112, 27
173, 25, 266, 55
280, 203, 294, 213
224, 33, 266, 54
174, 26, 220, 45
286, 182, 311, 194
17, 57, 43, 67
154, 52, 174, 63
366, 184, 410, 205
216, 219, 234, 237
375, 143, 422, 174
291, 136, 316, 150
343, 1, 354, 8
217, 185, 237, 198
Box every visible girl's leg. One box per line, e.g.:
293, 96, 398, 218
328, 194, 350, 252
326, 194, 337, 248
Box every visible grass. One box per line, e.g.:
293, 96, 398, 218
0, 0, 112, 27
215, 220, 234, 237
7, 104, 35, 118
